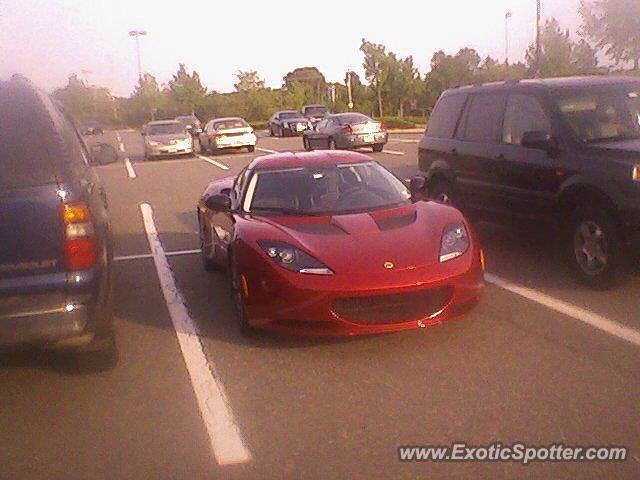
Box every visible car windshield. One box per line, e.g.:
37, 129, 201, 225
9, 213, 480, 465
146, 123, 186, 135
213, 119, 249, 130
337, 113, 371, 125
304, 106, 328, 116
555, 86, 640, 143
245, 161, 411, 215
279, 112, 302, 119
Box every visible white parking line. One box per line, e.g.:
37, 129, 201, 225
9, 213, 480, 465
382, 149, 405, 155
197, 154, 230, 170
388, 138, 419, 144
139, 203, 252, 465
255, 147, 278, 154
114, 249, 201, 262
124, 158, 136, 179
485, 273, 640, 347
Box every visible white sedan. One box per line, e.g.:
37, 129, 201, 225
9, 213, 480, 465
199, 117, 257, 154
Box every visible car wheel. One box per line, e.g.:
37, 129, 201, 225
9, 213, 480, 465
303, 137, 312, 151
247, 145, 255, 153
372, 144, 384, 153
200, 215, 221, 271
229, 251, 251, 332
567, 206, 622, 288
328, 138, 336, 150
269, 126, 275, 137
429, 180, 455, 205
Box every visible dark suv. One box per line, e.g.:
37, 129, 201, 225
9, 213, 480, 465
0, 76, 117, 364
416, 76, 640, 287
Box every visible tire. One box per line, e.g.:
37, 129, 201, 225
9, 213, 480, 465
429, 179, 455, 205
303, 137, 312, 151
372, 143, 384, 153
566, 206, 622, 288
199, 215, 221, 271
328, 138, 336, 150
229, 251, 252, 332
269, 126, 274, 137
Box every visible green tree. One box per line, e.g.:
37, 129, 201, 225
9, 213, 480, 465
167, 63, 207, 115
234, 70, 265, 91
282, 67, 327, 102
580, 0, 640, 70
391, 56, 421, 117
360, 39, 395, 116
131, 73, 162, 122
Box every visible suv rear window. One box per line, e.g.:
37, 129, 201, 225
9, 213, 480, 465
426, 94, 467, 138
459, 93, 506, 143
0, 81, 61, 189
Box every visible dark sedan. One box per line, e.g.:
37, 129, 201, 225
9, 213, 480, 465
269, 110, 312, 137
302, 112, 388, 152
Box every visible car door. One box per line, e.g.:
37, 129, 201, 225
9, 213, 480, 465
495, 92, 563, 217
454, 92, 507, 212
307, 119, 327, 148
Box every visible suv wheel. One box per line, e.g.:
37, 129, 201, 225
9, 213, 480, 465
567, 206, 621, 288
303, 137, 312, 151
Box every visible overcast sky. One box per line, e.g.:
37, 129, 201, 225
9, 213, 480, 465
1, 0, 581, 96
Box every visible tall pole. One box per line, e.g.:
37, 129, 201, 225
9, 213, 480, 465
346, 71, 353, 110
535, 0, 541, 76
505, 11, 512, 66
129, 30, 147, 81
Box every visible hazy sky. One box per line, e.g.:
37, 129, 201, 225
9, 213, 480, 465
1, 0, 581, 96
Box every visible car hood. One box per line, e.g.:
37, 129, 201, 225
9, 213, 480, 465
147, 133, 190, 143
249, 202, 463, 273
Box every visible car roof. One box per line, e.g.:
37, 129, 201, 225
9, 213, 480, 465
248, 150, 373, 170
329, 112, 369, 119
277, 110, 301, 114
147, 120, 182, 126
445, 75, 640, 95
211, 117, 244, 122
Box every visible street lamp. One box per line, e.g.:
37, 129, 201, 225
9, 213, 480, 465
505, 11, 512, 66
129, 30, 147, 81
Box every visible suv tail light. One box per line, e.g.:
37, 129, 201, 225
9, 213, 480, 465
341, 125, 353, 134
380, 122, 387, 131
61, 202, 97, 270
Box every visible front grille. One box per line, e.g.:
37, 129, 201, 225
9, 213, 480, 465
332, 286, 453, 325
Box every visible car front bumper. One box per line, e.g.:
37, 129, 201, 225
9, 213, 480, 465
236, 242, 484, 336
145, 142, 193, 157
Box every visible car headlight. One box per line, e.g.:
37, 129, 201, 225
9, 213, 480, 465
258, 240, 333, 275
439, 222, 470, 262
633, 164, 640, 182
147, 140, 159, 146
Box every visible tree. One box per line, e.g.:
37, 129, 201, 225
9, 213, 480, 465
390, 56, 421, 117
360, 39, 395, 116
282, 67, 327, 102
580, 0, 640, 70
525, 18, 598, 76
234, 70, 265, 91
53, 74, 117, 125
167, 64, 207, 114
131, 73, 162, 122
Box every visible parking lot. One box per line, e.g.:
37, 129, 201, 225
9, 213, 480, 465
1, 130, 639, 479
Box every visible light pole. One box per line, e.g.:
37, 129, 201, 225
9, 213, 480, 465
505, 11, 512, 66
535, 0, 541, 76
129, 30, 147, 81
346, 70, 353, 110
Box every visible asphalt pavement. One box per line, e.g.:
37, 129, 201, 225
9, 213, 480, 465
0, 129, 638, 479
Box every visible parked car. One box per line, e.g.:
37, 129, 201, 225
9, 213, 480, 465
302, 112, 388, 152
269, 110, 312, 137
0, 76, 117, 365
416, 76, 640, 287
175, 114, 203, 135
200, 117, 256, 154
83, 122, 103, 135
302, 104, 330, 126
142, 120, 194, 160
196, 150, 484, 335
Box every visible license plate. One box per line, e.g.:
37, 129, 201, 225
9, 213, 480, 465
363, 134, 374, 143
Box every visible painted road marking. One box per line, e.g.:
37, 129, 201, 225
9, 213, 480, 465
140, 203, 252, 465
389, 138, 419, 144
485, 273, 640, 347
255, 147, 278, 154
114, 249, 201, 262
197, 154, 230, 170
124, 158, 136, 178
382, 149, 405, 155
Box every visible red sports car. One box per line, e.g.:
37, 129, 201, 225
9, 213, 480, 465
197, 151, 484, 335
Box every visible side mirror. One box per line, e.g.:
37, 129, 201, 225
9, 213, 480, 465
89, 143, 118, 166
521, 131, 557, 153
204, 193, 232, 212
408, 175, 426, 194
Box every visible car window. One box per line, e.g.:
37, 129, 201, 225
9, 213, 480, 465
426, 94, 467, 139
503, 94, 551, 145
316, 119, 327, 130
459, 93, 506, 143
